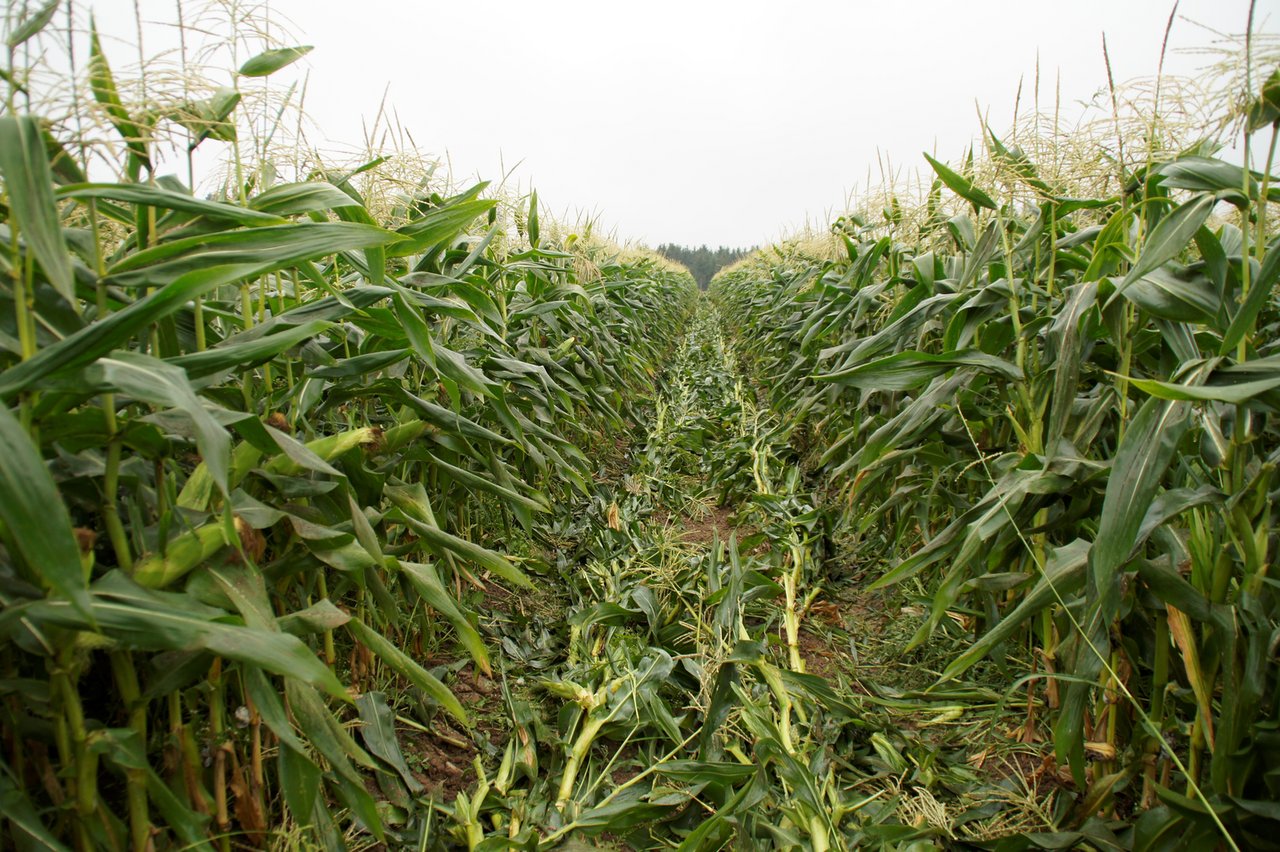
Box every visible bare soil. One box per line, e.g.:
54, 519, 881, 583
401, 666, 505, 799
677, 504, 738, 545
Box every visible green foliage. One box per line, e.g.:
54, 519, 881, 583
712, 121, 1280, 849
4, 6, 1279, 851
655, 243, 752, 289
0, 20, 695, 849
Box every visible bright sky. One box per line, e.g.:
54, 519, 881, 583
100, 0, 1271, 247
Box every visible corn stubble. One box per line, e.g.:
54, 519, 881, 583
2, 2, 1280, 851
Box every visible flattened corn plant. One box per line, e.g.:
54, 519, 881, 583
446, 308, 865, 850
712, 70, 1280, 850
0, 7, 695, 849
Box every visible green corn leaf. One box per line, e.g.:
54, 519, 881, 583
424, 337, 494, 394
1115, 266, 1221, 323
244, 667, 307, 754
1157, 156, 1260, 203
814, 348, 1021, 390
924, 152, 997, 210
390, 290, 438, 364
570, 794, 685, 832
941, 540, 1090, 681
249, 181, 375, 219
402, 271, 504, 328
654, 760, 757, 784
386, 482, 532, 589
39, 125, 87, 185
427, 453, 549, 513
1246, 68, 1280, 132
284, 679, 374, 776
6, 0, 59, 48
1092, 395, 1191, 599
1108, 195, 1216, 309
1110, 194, 1217, 307
389, 196, 496, 258
0, 116, 75, 303
275, 599, 350, 636
179, 86, 240, 147
238, 45, 313, 77
168, 320, 333, 378
1046, 281, 1100, 447
1083, 206, 1135, 282
1219, 240, 1280, 354
396, 560, 490, 675
346, 617, 469, 727
1059, 396, 1191, 781
88, 19, 150, 170
308, 348, 409, 379
0, 263, 251, 399
106, 221, 402, 288
1129, 374, 1280, 403
399, 390, 510, 444
277, 743, 321, 825
850, 372, 971, 471
0, 402, 92, 622
7, 572, 347, 699
403, 288, 492, 331
1132, 806, 1198, 852
0, 759, 72, 850
88, 350, 232, 495
261, 426, 378, 476
57, 182, 284, 227
355, 691, 424, 793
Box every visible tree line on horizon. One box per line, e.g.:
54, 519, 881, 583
655, 243, 753, 289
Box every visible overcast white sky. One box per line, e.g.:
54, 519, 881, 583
97, 0, 1272, 247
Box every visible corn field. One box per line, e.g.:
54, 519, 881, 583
2, 2, 1279, 850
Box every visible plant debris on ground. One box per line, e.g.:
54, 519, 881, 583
1, 4, 1278, 851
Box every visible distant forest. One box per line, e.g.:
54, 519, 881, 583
656, 243, 753, 289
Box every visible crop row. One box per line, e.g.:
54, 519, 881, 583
712, 80, 1280, 850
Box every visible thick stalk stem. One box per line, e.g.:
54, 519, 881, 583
555, 716, 605, 811
52, 651, 95, 851
109, 651, 149, 852
209, 658, 231, 852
